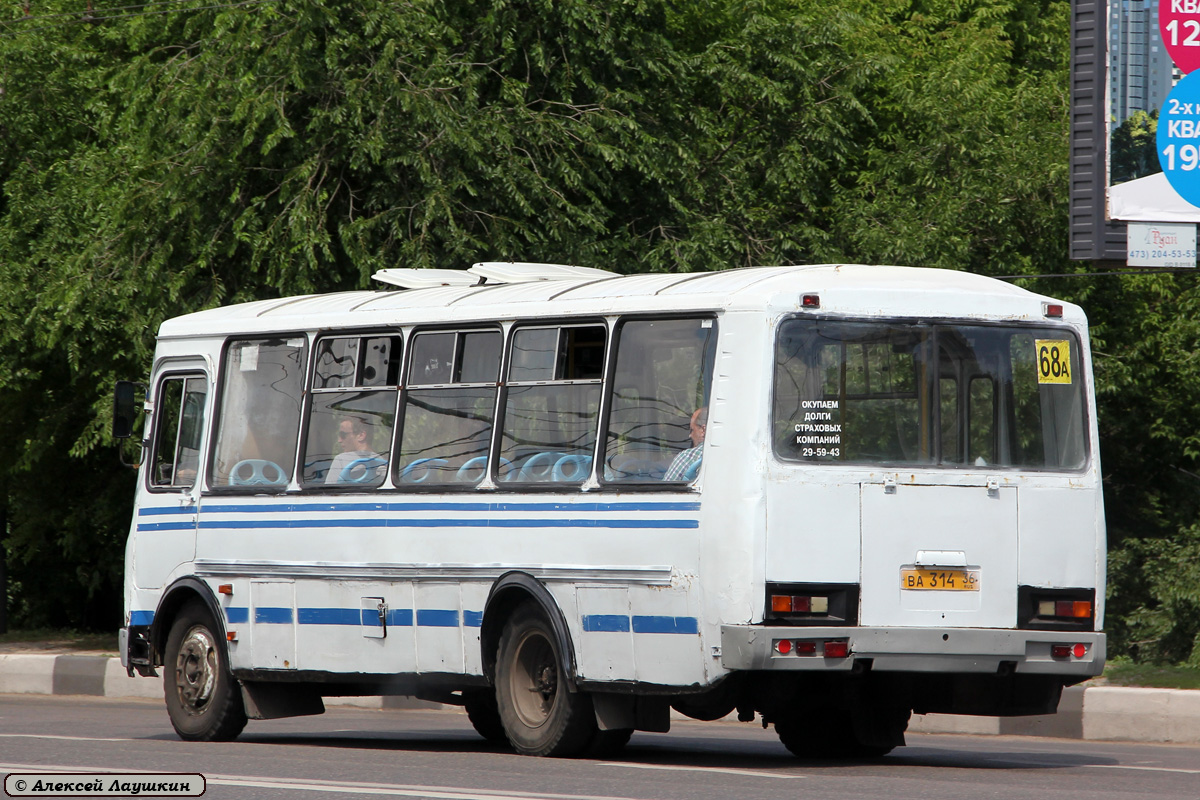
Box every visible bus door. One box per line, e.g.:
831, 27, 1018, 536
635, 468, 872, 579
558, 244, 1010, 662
135, 364, 208, 590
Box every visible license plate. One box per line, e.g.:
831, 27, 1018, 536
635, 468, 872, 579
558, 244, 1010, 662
900, 568, 980, 591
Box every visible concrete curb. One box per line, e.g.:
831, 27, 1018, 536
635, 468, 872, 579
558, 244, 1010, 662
2, 654, 1197, 743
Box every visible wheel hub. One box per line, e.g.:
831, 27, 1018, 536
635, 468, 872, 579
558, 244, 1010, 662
175, 625, 218, 716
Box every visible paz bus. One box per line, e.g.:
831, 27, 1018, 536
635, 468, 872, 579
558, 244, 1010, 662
114, 262, 1105, 758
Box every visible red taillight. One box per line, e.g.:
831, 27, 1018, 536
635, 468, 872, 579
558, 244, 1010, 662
1052, 643, 1088, 659
795, 640, 818, 656
823, 640, 849, 658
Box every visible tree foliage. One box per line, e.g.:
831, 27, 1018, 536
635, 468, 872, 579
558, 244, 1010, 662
1, 0, 1198, 663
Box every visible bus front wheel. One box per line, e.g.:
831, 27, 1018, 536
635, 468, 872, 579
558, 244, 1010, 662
163, 600, 247, 742
495, 602, 595, 756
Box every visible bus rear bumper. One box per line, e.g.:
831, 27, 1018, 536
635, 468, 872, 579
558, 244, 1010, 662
720, 625, 1105, 677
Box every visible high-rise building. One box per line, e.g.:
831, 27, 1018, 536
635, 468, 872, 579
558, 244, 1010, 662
1109, 0, 1180, 125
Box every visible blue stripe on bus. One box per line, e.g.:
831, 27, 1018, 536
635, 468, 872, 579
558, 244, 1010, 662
161, 605, 698, 635
417, 609, 460, 627
296, 607, 360, 626
138, 506, 197, 516
197, 501, 701, 514
388, 608, 414, 627
632, 615, 699, 635
129, 610, 154, 626
254, 607, 294, 624
582, 614, 631, 633
136, 521, 198, 532
188, 518, 697, 531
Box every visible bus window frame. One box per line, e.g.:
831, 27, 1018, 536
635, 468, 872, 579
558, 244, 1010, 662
494, 317, 610, 492
770, 314, 1091, 473
205, 332, 311, 494
392, 323, 505, 492
145, 369, 209, 494
596, 312, 719, 492
299, 328, 404, 491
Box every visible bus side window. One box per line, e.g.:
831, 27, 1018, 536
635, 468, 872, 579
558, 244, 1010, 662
211, 337, 307, 488
603, 318, 717, 484
396, 329, 501, 486
302, 335, 400, 487
149, 374, 207, 490
501, 324, 607, 485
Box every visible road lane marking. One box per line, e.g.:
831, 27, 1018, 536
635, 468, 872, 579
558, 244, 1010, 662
1085, 764, 1200, 775
0, 734, 131, 742
597, 761, 803, 779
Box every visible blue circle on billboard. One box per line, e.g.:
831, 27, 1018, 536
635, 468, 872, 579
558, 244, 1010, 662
1158, 71, 1200, 206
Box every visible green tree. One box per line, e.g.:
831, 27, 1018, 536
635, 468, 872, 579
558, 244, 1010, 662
1111, 110, 1161, 185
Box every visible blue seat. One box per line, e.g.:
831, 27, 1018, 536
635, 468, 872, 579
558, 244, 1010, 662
230, 459, 288, 487
338, 456, 387, 484
517, 452, 561, 482
398, 457, 449, 484
682, 458, 701, 481
552, 454, 593, 482
455, 456, 489, 483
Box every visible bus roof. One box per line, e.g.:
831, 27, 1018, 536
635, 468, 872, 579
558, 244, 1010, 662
157, 264, 1083, 338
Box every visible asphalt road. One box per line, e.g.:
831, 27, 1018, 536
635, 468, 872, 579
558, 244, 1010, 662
1, 695, 1198, 800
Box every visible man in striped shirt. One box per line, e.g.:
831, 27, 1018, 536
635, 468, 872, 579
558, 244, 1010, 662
663, 406, 707, 481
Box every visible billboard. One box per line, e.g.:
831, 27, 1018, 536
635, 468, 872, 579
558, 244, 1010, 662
1070, 0, 1200, 261
1107, 0, 1200, 223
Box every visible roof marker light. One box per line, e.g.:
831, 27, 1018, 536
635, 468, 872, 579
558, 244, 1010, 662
801, 294, 820, 309
1043, 303, 1063, 318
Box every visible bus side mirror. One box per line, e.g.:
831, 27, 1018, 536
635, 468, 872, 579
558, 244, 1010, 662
113, 380, 139, 439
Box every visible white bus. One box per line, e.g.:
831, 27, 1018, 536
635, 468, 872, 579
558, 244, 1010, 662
115, 262, 1105, 758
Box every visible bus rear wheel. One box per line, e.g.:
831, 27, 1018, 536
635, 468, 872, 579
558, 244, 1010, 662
163, 600, 247, 742
463, 688, 507, 744
495, 602, 596, 756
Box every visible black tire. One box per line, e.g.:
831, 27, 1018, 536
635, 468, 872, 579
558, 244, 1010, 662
585, 727, 634, 758
163, 599, 247, 742
463, 688, 508, 744
495, 601, 597, 756
774, 714, 895, 759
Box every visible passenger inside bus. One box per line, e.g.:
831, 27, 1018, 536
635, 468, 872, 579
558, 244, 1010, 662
663, 406, 707, 481
326, 416, 383, 484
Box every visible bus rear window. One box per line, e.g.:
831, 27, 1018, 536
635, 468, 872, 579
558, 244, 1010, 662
773, 319, 1087, 470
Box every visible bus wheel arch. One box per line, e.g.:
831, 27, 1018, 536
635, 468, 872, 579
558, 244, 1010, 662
152, 577, 226, 666
480, 572, 579, 692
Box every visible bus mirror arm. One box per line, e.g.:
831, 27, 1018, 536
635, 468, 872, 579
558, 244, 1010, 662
113, 380, 146, 470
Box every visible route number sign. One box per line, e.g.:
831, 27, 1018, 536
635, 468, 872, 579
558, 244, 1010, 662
1035, 340, 1072, 385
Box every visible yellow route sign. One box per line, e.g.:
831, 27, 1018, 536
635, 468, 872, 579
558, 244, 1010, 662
1035, 339, 1072, 384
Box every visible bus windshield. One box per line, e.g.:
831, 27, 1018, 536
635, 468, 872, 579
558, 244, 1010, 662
773, 319, 1087, 470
